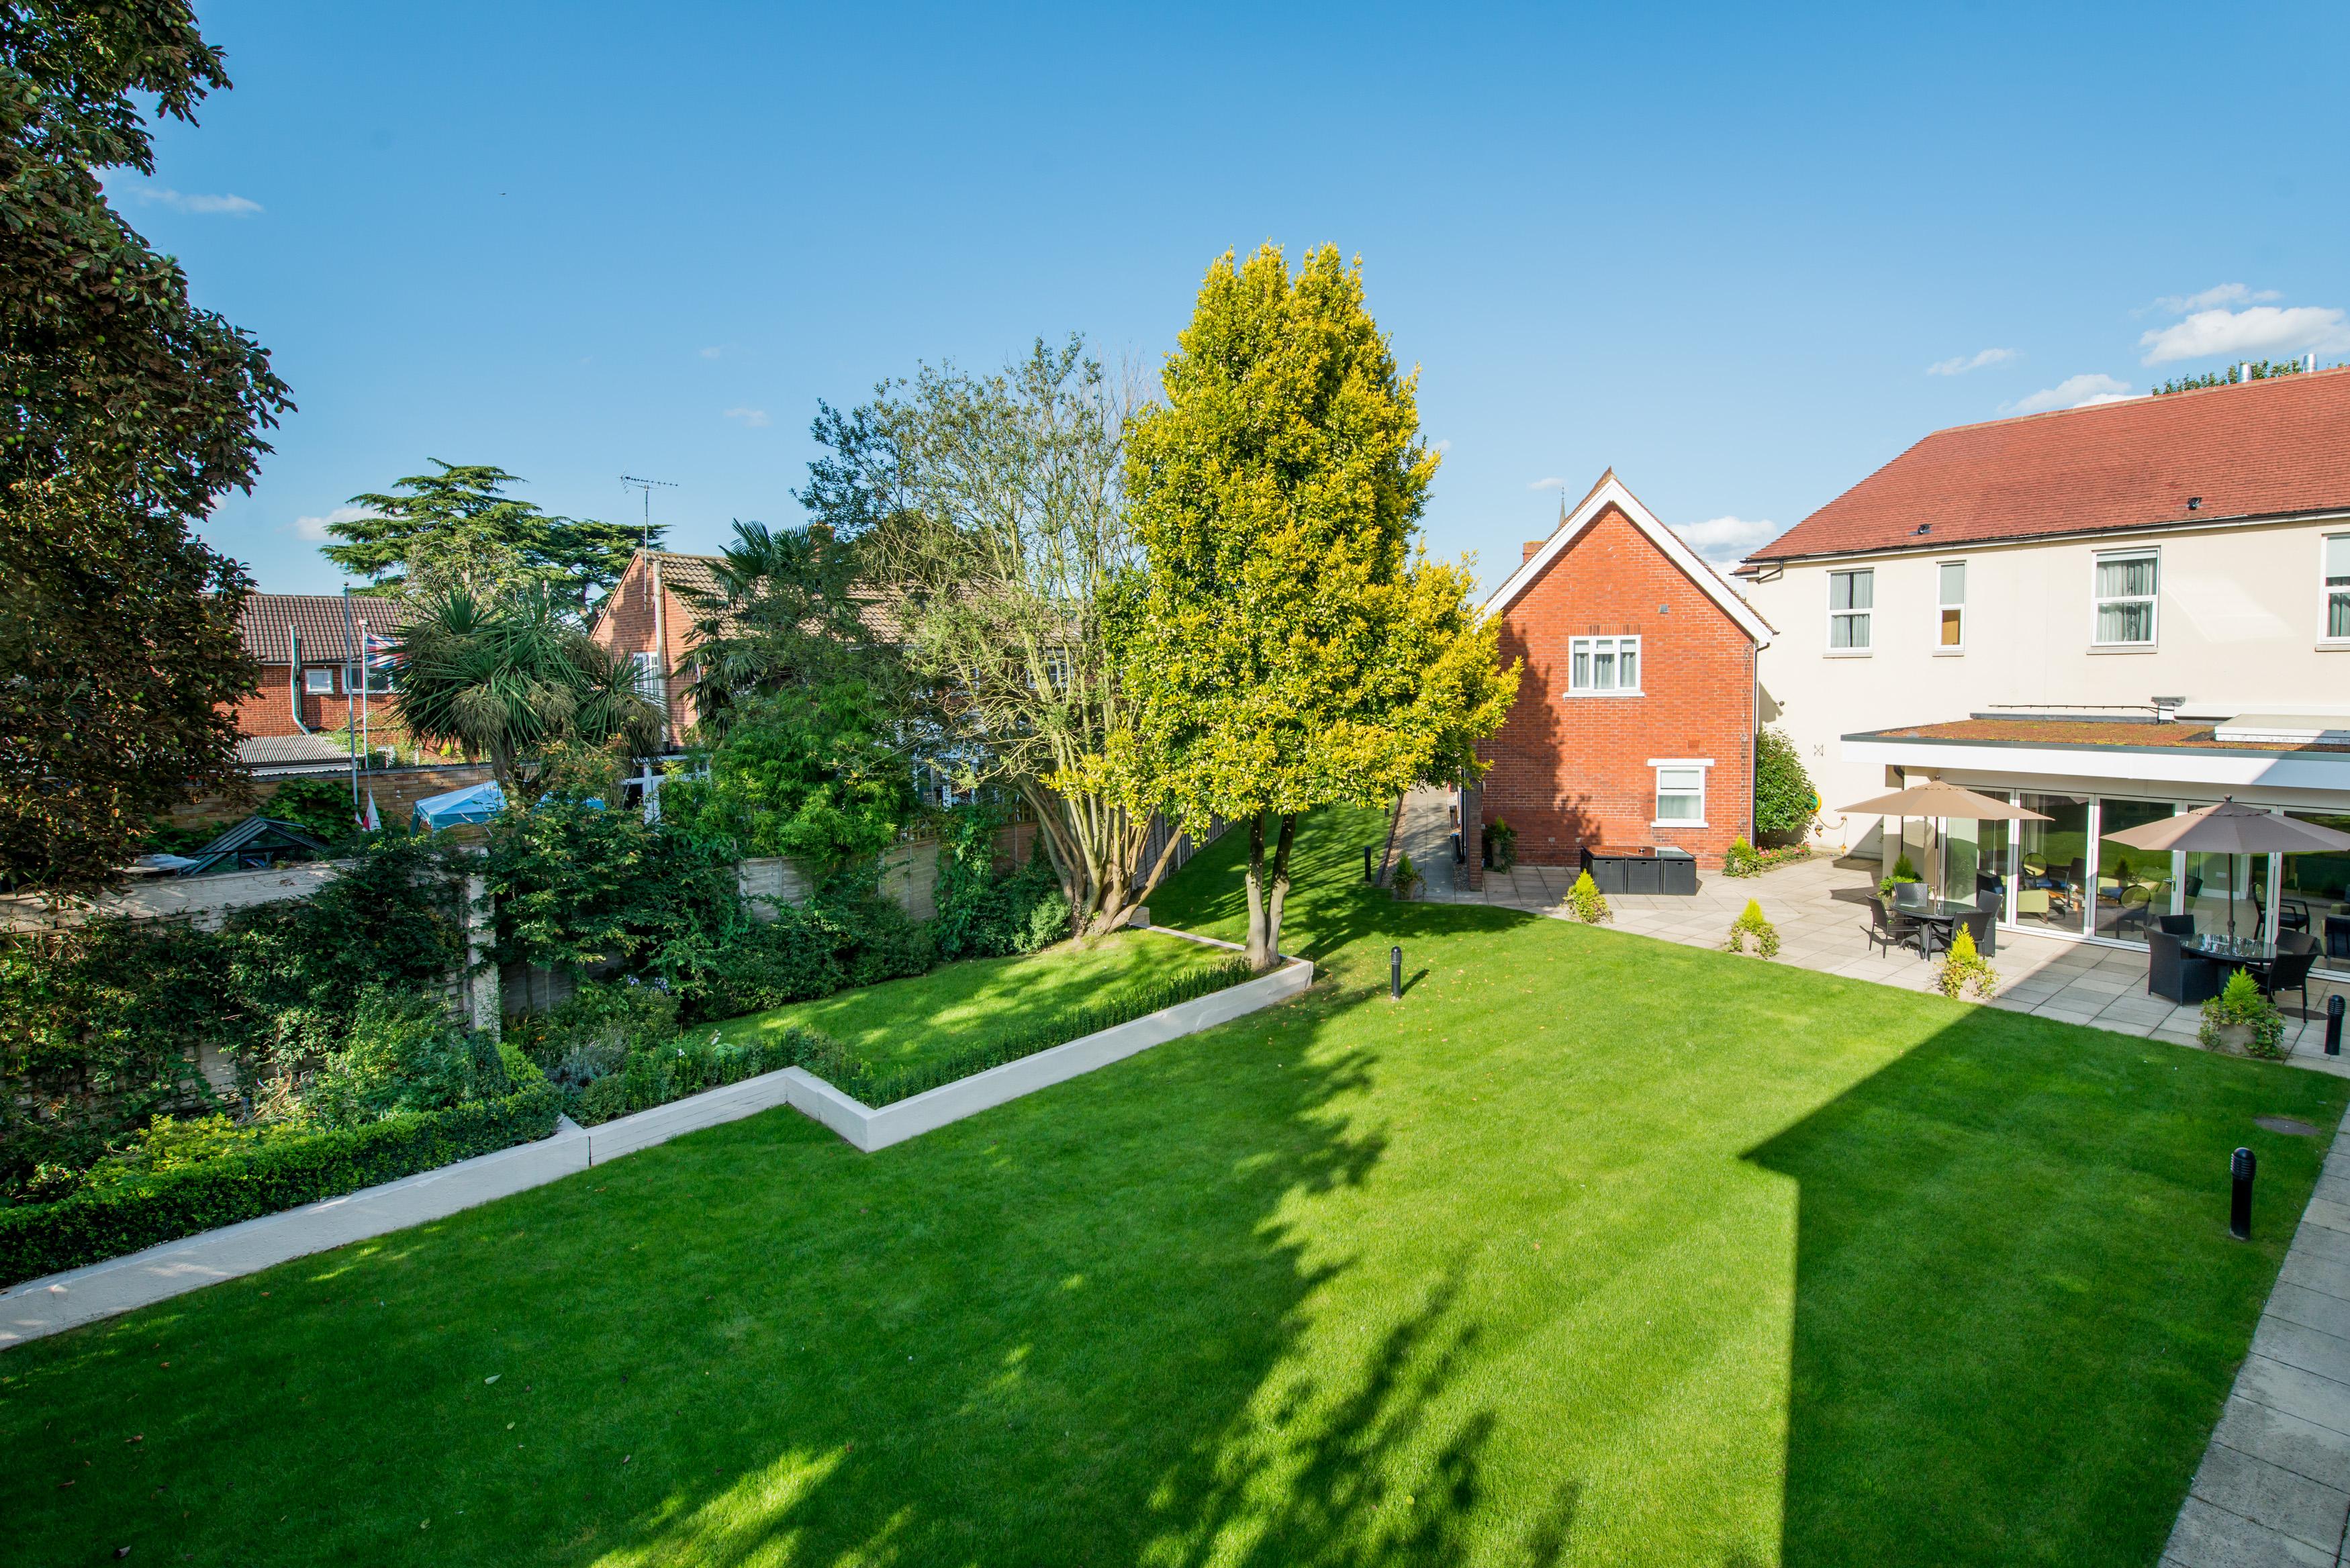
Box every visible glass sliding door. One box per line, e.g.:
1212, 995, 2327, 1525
2016, 793, 2089, 936
2093, 799, 2175, 944
2282, 810, 2350, 973
1945, 815, 2010, 912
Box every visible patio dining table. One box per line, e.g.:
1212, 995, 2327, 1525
2192, 934, 2277, 971
1899, 896, 1984, 954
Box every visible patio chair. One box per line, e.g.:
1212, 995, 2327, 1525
2280, 899, 2312, 935
2157, 913, 2195, 937
2116, 883, 2157, 940
2015, 887, 2051, 918
1891, 881, 1931, 910
2326, 913, 2350, 963
2267, 934, 2320, 1016
1867, 897, 1925, 960
2149, 930, 2222, 1006
1957, 905, 1995, 959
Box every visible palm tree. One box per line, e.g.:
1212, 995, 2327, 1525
677, 519, 895, 741
390, 586, 661, 802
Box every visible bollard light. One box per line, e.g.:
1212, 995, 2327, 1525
2231, 1146, 2257, 1241
2329, 994, 2345, 1057
1391, 946, 1403, 1001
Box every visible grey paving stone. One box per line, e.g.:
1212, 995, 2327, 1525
2163, 1493, 2337, 1567
2190, 1440, 2350, 1552
2282, 1251, 2350, 1302
2251, 1316, 2350, 1387
2235, 1353, 2350, 1440
2267, 1282, 2350, 1344
2214, 1394, 2350, 1494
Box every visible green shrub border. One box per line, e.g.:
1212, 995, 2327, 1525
0, 1085, 561, 1289
793, 954, 1257, 1109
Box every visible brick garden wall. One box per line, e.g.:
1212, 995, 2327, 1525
1478, 503, 1756, 869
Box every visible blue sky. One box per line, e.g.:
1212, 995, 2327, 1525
120, 1, 2350, 596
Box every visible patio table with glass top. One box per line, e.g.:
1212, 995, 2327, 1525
1889, 892, 1985, 955
2190, 934, 2277, 972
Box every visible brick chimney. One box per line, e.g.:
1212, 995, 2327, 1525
1523, 541, 1544, 564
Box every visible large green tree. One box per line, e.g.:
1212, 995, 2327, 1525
0, 1, 293, 896
323, 462, 650, 609
1115, 245, 1519, 969
677, 518, 896, 742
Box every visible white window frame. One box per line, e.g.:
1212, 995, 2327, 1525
1564, 634, 1642, 696
2091, 547, 2160, 648
301, 666, 337, 695
1648, 757, 1711, 829
631, 651, 666, 709
1936, 560, 1966, 654
2323, 533, 2350, 646
1827, 569, 1873, 654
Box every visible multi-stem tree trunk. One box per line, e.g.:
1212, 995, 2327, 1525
1020, 781, 1188, 941
1241, 812, 1297, 971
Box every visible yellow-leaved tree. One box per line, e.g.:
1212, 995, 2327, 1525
1111, 244, 1519, 970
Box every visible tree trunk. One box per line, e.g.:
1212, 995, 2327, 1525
1243, 814, 1295, 971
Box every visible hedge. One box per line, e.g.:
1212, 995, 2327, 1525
794, 954, 1257, 1108
0, 1083, 562, 1289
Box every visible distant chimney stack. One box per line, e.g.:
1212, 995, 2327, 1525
1523, 541, 1544, 564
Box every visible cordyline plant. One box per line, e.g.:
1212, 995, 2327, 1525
389, 587, 661, 803
1111, 244, 1519, 970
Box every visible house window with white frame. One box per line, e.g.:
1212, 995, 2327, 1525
2326, 534, 2350, 642
1828, 569, 1872, 650
1567, 635, 1640, 694
631, 651, 665, 707
2093, 548, 2159, 646
1652, 761, 1708, 827
301, 666, 336, 695
1938, 561, 1965, 650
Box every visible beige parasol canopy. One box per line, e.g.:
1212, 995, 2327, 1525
2102, 797, 2350, 942
1839, 781, 2053, 821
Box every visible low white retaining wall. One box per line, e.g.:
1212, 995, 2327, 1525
781, 951, 1313, 1152
0, 929, 1307, 1347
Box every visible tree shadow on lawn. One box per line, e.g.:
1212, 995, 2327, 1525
0, 952, 1571, 1568
1746, 1007, 2347, 1568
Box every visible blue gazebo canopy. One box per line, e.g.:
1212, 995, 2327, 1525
411, 780, 505, 831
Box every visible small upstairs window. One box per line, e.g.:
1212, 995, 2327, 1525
1567, 635, 1640, 695
1828, 569, 1873, 650
1938, 562, 1965, 650
2326, 534, 2350, 642
2094, 548, 2159, 646
302, 667, 336, 695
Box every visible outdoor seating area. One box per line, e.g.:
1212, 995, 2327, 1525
1400, 789, 2350, 1065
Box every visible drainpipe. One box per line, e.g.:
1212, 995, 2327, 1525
289, 629, 310, 734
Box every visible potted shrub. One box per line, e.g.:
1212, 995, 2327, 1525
1390, 851, 1423, 901
1724, 899, 1779, 958
1879, 852, 1922, 899
1483, 817, 1517, 873
1723, 836, 1761, 878
1933, 926, 1997, 999
1566, 869, 1610, 924
2199, 967, 2288, 1059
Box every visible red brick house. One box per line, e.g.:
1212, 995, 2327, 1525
228, 594, 410, 769
1466, 472, 1775, 881
588, 549, 724, 748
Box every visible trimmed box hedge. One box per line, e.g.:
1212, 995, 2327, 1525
0, 1084, 562, 1289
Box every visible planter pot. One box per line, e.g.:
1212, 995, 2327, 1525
2206, 1020, 2257, 1055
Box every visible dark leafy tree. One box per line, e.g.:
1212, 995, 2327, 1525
677, 518, 899, 740
0, 1, 294, 897
323, 462, 651, 609
1752, 726, 1818, 843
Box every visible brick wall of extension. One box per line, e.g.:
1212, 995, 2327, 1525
1476, 503, 1757, 870
232, 667, 402, 740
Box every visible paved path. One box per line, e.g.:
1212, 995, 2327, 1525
1403, 788, 2349, 1069
2165, 1099, 2350, 1566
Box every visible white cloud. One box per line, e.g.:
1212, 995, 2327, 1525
291, 505, 376, 541
724, 406, 771, 428
1671, 516, 1780, 564
2153, 283, 2280, 315
1430, 438, 1451, 454
2001, 374, 2136, 415
2138, 304, 2350, 366
1926, 347, 2018, 376
699, 346, 725, 359
108, 176, 263, 216
1527, 476, 1566, 491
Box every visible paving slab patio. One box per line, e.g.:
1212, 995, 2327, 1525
1397, 788, 2350, 1073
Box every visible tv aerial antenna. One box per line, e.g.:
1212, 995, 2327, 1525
619, 474, 677, 546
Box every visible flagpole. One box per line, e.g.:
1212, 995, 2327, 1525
342, 585, 359, 818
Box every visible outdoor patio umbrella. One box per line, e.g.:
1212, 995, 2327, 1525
1838, 781, 2051, 896
2100, 797, 2350, 943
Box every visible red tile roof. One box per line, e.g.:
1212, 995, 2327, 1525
1748, 366, 2350, 562
235, 593, 415, 665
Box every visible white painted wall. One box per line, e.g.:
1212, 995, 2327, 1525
1744, 515, 2350, 846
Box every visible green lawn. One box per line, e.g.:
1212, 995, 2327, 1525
709, 926, 1243, 1075
5, 806, 2340, 1567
